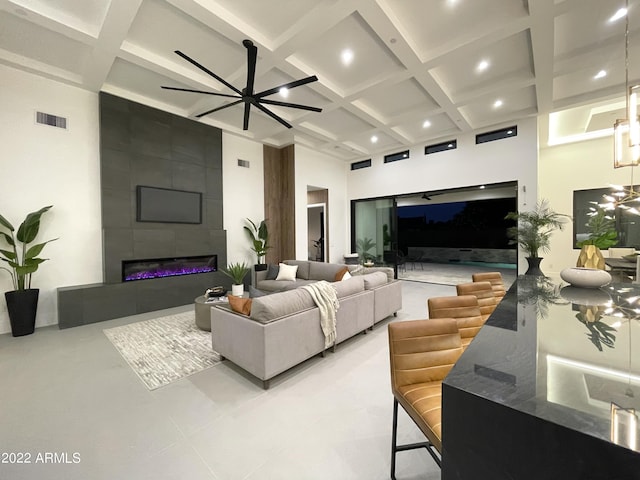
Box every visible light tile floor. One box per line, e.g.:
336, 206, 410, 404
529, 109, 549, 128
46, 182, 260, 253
0, 267, 496, 480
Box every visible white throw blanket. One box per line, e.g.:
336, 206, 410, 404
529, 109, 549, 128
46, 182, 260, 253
301, 281, 340, 348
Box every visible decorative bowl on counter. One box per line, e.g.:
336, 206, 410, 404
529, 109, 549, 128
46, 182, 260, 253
560, 267, 612, 288
623, 253, 639, 262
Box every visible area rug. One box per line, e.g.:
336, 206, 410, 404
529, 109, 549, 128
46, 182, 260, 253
103, 311, 221, 390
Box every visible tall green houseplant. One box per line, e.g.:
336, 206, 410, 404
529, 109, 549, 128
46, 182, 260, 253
244, 218, 270, 265
0, 206, 57, 290
505, 200, 569, 275
0, 206, 57, 336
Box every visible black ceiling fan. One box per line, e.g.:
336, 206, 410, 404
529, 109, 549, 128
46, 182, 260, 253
161, 39, 322, 130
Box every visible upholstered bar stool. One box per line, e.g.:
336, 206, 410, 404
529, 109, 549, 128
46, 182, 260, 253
428, 295, 484, 350
388, 318, 463, 478
471, 271, 506, 300
456, 281, 497, 321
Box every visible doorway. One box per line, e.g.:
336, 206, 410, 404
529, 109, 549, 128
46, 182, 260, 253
308, 203, 326, 262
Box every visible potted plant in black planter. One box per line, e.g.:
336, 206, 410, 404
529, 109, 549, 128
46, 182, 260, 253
505, 200, 569, 276
244, 218, 270, 271
0, 206, 57, 336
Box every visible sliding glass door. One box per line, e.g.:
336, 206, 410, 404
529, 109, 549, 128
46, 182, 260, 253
352, 197, 398, 274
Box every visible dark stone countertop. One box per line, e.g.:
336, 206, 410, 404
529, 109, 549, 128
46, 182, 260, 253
444, 274, 640, 453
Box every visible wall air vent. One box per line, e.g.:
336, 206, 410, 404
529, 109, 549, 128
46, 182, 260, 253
476, 125, 517, 144
384, 150, 410, 164
237, 159, 250, 168
351, 159, 371, 170
425, 140, 457, 155
35, 111, 67, 129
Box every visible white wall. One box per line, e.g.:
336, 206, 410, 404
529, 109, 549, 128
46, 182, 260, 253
222, 133, 264, 267
0, 64, 102, 334
539, 134, 630, 275
295, 145, 349, 263
347, 117, 539, 272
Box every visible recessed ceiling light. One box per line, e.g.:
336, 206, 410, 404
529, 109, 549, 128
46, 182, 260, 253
279, 87, 289, 98
594, 70, 607, 79
477, 60, 489, 72
479, 185, 486, 189
447, 143, 454, 148
371, 135, 378, 143
341, 49, 354, 66
610, 7, 627, 22
507, 130, 513, 135
422, 120, 431, 128
493, 99, 503, 108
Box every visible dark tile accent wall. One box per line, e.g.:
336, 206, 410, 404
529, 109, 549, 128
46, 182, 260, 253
58, 93, 229, 328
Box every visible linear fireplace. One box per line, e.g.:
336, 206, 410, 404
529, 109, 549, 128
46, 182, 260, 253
122, 255, 217, 282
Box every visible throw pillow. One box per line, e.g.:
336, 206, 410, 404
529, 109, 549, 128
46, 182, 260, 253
228, 295, 252, 316
276, 263, 298, 281
265, 264, 280, 280
334, 266, 349, 281
341, 270, 352, 281
249, 285, 267, 298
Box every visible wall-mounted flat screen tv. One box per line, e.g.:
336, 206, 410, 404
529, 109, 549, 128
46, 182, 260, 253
136, 186, 202, 224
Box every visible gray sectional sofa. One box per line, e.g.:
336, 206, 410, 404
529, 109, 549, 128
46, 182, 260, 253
211, 260, 402, 388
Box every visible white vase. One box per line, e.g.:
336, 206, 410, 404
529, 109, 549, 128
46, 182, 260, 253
560, 267, 611, 289
231, 284, 244, 296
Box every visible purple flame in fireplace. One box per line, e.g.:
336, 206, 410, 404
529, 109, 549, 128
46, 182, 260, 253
122, 255, 217, 282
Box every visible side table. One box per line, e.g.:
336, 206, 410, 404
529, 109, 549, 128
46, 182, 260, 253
194, 295, 227, 331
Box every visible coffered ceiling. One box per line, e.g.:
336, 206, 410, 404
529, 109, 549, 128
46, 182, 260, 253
1, 0, 638, 160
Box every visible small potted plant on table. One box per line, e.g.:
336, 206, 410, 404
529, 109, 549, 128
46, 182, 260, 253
222, 262, 250, 296
576, 206, 618, 269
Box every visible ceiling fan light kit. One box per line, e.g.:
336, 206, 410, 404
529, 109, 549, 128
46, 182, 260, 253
162, 39, 322, 131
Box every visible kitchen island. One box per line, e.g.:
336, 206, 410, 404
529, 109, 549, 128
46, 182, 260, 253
442, 275, 640, 479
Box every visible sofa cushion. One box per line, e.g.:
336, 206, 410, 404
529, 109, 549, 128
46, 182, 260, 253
228, 295, 252, 315
309, 261, 347, 282
249, 286, 267, 298
276, 263, 298, 281
284, 260, 310, 280
363, 266, 395, 282
363, 271, 388, 289
250, 288, 316, 324
333, 275, 365, 298
265, 264, 279, 280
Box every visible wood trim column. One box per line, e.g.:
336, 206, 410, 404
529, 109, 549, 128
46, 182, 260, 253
263, 144, 295, 263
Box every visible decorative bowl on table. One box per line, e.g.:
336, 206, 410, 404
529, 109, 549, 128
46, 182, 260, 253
560, 267, 612, 288
622, 253, 639, 262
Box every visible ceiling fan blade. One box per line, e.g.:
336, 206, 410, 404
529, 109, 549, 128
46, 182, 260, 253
243, 39, 257, 96
253, 102, 292, 129
259, 98, 322, 112
174, 50, 242, 95
195, 99, 244, 118
255, 76, 318, 99
243, 102, 251, 130
161, 86, 241, 99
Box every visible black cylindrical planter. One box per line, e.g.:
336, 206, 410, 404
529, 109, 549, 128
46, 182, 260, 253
525, 257, 544, 276
254, 264, 268, 272
5, 289, 39, 337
